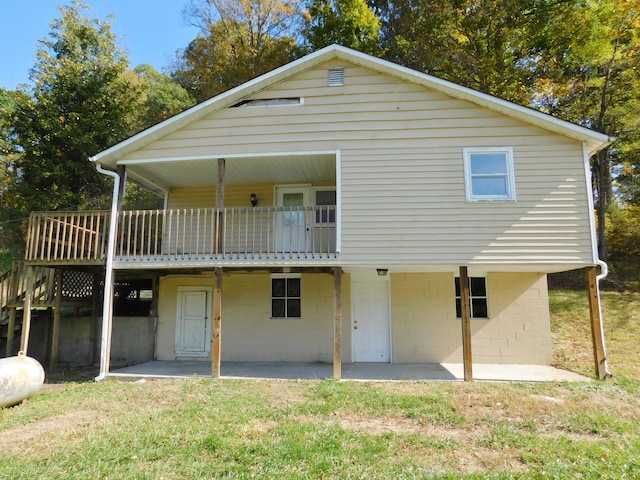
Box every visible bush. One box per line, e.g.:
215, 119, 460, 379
606, 206, 640, 259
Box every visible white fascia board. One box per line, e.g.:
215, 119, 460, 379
118, 150, 339, 166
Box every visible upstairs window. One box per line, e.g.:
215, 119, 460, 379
463, 147, 516, 201
455, 276, 488, 319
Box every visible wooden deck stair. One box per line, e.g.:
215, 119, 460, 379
0, 260, 56, 357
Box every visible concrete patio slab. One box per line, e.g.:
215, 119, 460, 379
108, 361, 590, 382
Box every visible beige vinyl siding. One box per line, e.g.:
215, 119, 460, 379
165, 185, 275, 257
123, 59, 594, 267
168, 184, 275, 209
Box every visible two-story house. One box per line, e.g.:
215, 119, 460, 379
20, 45, 612, 380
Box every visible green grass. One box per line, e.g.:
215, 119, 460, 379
1, 288, 639, 479
550, 289, 640, 379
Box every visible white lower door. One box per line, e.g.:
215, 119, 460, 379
351, 273, 391, 362
176, 287, 212, 357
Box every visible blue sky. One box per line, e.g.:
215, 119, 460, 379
0, 0, 200, 90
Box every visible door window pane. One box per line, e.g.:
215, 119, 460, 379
315, 190, 336, 223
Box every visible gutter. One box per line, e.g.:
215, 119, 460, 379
93, 161, 120, 381
582, 141, 612, 378
596, 259, 612, 377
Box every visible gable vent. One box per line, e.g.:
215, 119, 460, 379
328, 68, 344, 86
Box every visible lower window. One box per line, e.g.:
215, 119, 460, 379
455, 276, 488, 318
271, 275, 301, 318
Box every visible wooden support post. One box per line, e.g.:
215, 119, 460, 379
5, 263, 20, 356
333, 267, 343, 380
459, 266, 473, 382
151, 274, 160, 359
212, 267, 223, 379
19, 266, 34, 354
50, 268, 63, 368
587, 266, 608, 380
91, 272, 102, 364
116, 165, 127, 210
216, 158, 225, 254
6, 308, 16, 356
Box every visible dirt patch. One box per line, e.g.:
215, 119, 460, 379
324, 411, 527, 475
332, 411, 423, 435
265, 381, 309, 409
0, 409, 105, 456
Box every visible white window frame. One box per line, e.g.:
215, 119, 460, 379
463, 147, 516, 201
271, 274, 302, 319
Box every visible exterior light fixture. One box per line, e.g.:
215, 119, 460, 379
250, 193, 258, 207
376, 268, 388, 276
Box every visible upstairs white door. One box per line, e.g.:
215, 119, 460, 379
176, 287, 211, 357
275, 186, 310, 255
351, 273, 391, 362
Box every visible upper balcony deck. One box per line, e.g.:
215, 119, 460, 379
25, 207, 338, 269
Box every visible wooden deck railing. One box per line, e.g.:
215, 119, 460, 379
26, 211, 110, 263
26, 207, 337, 264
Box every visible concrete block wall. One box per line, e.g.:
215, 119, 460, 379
60, 316, 154, 367
390, 272, 552, 365
156, 271, 351, 362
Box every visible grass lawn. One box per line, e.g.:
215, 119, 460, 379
1, 288, 639, 479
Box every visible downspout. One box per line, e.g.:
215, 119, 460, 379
595, 259, 612, 376
583, 142, 612, 377
93, 161, 120, 381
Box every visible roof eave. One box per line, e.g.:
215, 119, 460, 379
90, 44, 614, 166
329, 46, 614, 155
90, 47, 341, 168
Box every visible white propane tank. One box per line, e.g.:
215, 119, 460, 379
0, 352, 45, 408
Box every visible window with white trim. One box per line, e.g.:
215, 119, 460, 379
463, 147, 516, 201
455, 276, 488, 319
271, 275, 301, 318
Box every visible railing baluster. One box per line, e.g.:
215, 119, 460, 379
154, 210, 160, 259
91, 213, 97, 259
179, 209, 184, 260
24, 205, 337, 265
196, 209, 201, 259
79, 214, 87, 260
167, 209, 173, 259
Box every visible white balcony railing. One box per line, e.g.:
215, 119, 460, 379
26, 207, 337, 264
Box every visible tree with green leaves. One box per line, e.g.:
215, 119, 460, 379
174, 0, 304, 101
0, 88, 26, 264
371, 0, 557, 105
303, 0, 381, 54
531, 0, 640, 258
131, 64, 196, 127
8, 1, 143, 216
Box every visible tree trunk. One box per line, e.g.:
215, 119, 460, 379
594, 148, 611, 260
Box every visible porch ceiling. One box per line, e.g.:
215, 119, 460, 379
121, 152, 337, 193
